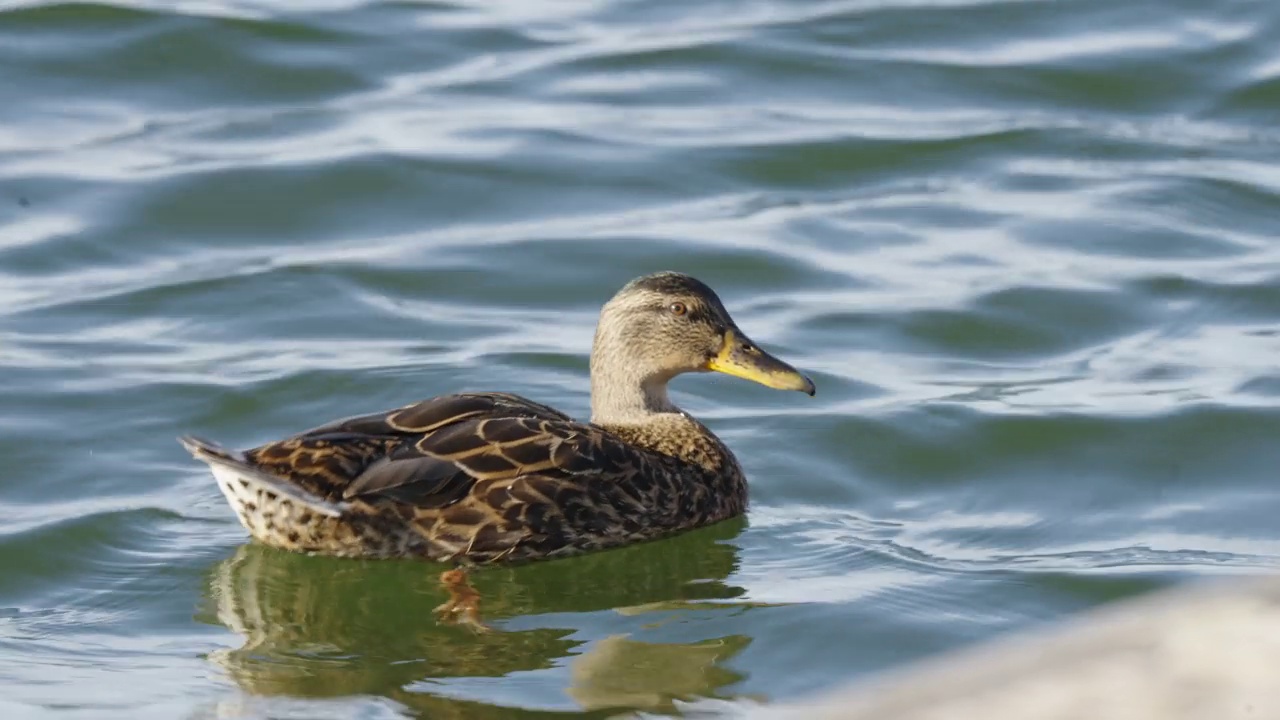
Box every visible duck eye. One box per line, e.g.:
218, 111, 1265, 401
669, 302, 688, 316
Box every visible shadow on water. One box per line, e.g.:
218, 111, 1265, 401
196, 517, 776, 717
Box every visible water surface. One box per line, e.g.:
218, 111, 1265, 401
3, 0, 1280, 717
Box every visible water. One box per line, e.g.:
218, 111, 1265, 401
3, 0, 1280, 717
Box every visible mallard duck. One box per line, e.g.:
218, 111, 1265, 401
180, 271, 814, 563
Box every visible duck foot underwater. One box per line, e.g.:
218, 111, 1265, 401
434, 568, 488, 632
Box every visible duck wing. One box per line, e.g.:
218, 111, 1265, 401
242, 392, 646, 513
298, 391, 572, 438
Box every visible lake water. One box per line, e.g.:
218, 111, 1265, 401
3, 0, 1280, 717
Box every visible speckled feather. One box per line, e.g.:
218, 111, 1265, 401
181, 391, 746, 563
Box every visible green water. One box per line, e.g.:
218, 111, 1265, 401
4, 0, 1280, 717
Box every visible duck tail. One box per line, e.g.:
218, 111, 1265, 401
179, 435, 245, 465
178, 435, 347, 519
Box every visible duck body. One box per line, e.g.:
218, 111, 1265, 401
182, 271, 813, 564
182, 391, 745, 563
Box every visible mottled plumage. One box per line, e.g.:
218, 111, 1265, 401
181, 271, 814, 563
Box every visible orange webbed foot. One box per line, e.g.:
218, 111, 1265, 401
436, 568, 490, 633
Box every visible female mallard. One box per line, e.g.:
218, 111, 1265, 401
180, 271, 814, 563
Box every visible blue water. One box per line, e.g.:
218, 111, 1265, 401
3, 0, 1280, 717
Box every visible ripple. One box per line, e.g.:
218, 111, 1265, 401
4, 0, 1280, 716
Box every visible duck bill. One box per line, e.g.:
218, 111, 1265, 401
705, 329, 816, 396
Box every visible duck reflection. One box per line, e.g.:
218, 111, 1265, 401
566, 634, 753, 713
200, 518, 765, 716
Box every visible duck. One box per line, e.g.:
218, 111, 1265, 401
180, 271, 815, 564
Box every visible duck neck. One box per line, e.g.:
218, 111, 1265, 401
589, 368, 679, 425
588, 320, 681, 425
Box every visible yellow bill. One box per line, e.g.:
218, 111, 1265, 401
705, 330, 816, 396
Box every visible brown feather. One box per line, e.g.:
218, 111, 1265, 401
193, 392, 747, 563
